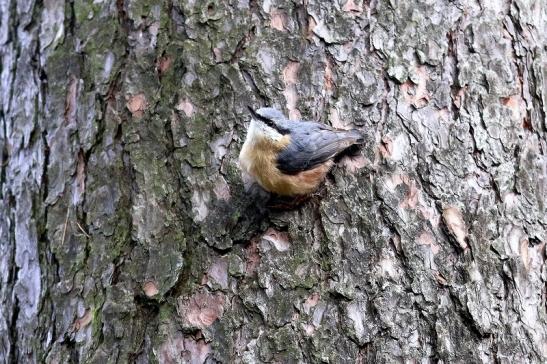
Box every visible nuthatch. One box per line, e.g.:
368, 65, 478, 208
239, 107, 365, 196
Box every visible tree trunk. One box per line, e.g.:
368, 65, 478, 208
1, 0, 546, 362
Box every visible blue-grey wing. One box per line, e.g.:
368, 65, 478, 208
277, 121, 364, 173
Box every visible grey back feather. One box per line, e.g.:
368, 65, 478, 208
276, 118, 364, 173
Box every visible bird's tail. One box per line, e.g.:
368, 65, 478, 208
346, 129, 365, 144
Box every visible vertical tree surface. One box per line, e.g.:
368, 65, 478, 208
1, 0, 546, 362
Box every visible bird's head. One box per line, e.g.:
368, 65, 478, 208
254, 107, 286, 125
247, 107, 290, 142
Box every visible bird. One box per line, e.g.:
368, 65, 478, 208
239, 107, 365, 197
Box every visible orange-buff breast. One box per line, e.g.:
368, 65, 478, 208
241, 135, 333, 196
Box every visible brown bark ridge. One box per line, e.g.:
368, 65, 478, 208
1, 0, 546, 363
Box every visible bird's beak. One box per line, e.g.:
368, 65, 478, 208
247, 106, 289, 134
247, 106, 261, 120
247, 106, 270, 125
247, 106, 282, 132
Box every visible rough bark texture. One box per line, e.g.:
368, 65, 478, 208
1, 0, 546, 363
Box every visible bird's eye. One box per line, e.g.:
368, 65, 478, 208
263, 119, 276, 128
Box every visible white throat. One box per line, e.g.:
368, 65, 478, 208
246, 119, 283, 143
239, 119, 283, 173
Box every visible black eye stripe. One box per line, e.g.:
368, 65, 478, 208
262, 118, 276, 128
254, 112, 274, 126
248, 107, 285, 132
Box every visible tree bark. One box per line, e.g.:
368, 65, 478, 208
1, 0, 546, 362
